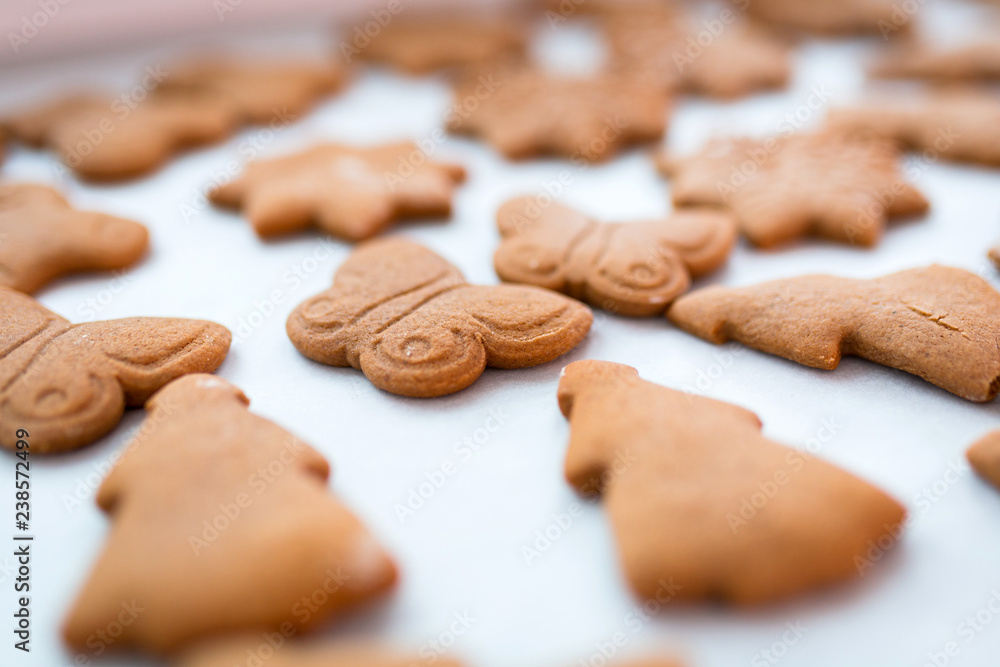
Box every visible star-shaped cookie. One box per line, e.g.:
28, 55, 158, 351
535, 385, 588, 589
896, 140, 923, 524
156, 58, 346, 124
872, 41, 1000, 82
448, 64, 669, 162
209, 142, 466, 240
349, 14, 526, 73
658, 130, 929, 247
829, 89, 1000, 167
603, 13, 791, 99
0, 184, 148, 294
4, 92, 238, 181
746, 0, 903, 34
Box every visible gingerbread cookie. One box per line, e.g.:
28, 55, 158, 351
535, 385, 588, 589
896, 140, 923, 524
494, 196, 736, 316
658, 130, 929, 247
746, 0, 902, 34
182, 639, 464, 667
210, 142, 466, 241
349, 14, 526, 73
63, 375, 398, 654
287, 238, 592, 397
668, 265, 1000, 402
0, 184, 148, 294
828, 89, 1000, 167
5, 92, 237, 180
872, 41, 1000, 82
558, 360, 906, 604
448, 64, 668, 162
157, 59, 345, 124
604, 14, 791, 99
0, 288, 230, 454
968, 431, 1000, 492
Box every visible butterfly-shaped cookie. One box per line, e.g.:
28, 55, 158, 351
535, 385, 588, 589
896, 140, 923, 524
4, 92, 238, 181
156, 58, 345, 124
658, 130, 929, 248
668, 265, 1000, 402
0, 184, 148, 294
559, 360, 906, 604
287, 238, 593, 397
210, 142, 467, 241
494, 197, 736, 316
63, 375, 397, 654
0, 288, 231, 453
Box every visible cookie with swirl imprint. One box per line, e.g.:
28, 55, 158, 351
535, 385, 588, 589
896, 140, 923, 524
494, 197, 736, 316
286, 238, 592, 397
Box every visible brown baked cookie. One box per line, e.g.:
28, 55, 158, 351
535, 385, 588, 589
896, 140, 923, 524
0, 183, 148, 294
448, 64, 668, 162
156, 59, 345, 124
0, 288, 230, 454
348, 14, 526, 73
4, 92, 237, 181
990, 244, 1000, 270
872, 41, 1000, 82
287, 238, 592, 397
828, 89, 1000, 167
182, 639, 464, 667
968, 431, 1000, 492
658, 130, 929, 248
558, 360, 906, 605
746, 0, 902, 34
668, 265, 1000, 402
494, 196, 736, 316
604, 13, 791, 99
63, 375, 397, 654
210, 142, 466, 241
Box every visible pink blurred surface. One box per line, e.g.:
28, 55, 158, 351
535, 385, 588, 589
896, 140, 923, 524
0, 0, 499, 66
